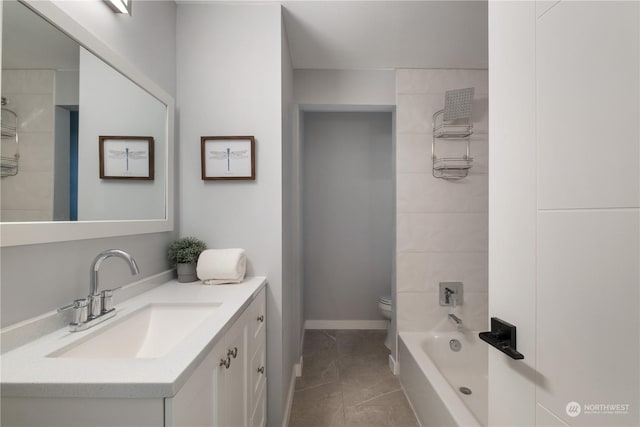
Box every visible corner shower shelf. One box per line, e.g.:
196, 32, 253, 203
432, 109, 473, 180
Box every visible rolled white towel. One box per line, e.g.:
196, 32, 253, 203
196, 248, 247, 285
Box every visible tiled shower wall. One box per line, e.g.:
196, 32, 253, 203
396, 69, 489, 333
1, 69, 55, 221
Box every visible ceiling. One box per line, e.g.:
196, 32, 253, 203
2, 0, 79, 70
281, 1, 488, 70
2, 0, 488, 71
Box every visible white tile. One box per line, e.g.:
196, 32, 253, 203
537, 210, 640, 426
537, 1, 640, 209
397, 292, 447, 331
459, 292, 488, 332
468, 137, 488, 174
471, 96, 488, 132
536, 403, 568, 427
397, 212, 488, 253
1, 70, 55, 95
10, 94, 55, 134
13, 132, 55, 173
396, 251, 488, 293
396, 69, 488, 95
396, 291, 488, 333
0, 209, 51, 222
397, 172, 488, 214
396, 94, 443, 134
396, 133, 431, 174
0, 171, 53, 212
536, 1, 560, 18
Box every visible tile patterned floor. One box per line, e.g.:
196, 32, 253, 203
288, 330, 419, 427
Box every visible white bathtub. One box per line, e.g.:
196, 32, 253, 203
399, 331, 488, 427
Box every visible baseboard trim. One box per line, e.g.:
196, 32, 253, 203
295, 355, 303, 377
304, 320, 387, 330
282, 364, 297, 427
389, 354, 399, 375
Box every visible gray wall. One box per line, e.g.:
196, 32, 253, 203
281, 15, 304, 418
77, 47, 166, 221
176, 4, 297, 426
303, 112, 393, 321
0, 0, 177, 327
53, 106, 70, 221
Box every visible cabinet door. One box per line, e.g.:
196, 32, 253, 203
248, 340, 266, 416
220, 313, 247, 427
165, 339, 225, 427
247, 289, 266, 357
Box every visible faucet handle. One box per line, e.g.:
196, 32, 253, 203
100, 286, 122, 313
58, 299, 89, 325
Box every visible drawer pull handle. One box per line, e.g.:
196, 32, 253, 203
228, 347, 238, 359
257, 315, 264, 323
219, 356, 231, 369
257, 366, 265, 374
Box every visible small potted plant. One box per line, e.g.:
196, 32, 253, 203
168, 237, 207, 282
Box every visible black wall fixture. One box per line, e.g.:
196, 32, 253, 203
479, 317, 524, 360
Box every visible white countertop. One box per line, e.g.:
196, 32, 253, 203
0, 277, 266, 399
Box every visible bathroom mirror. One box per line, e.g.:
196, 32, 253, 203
0, 0, 174, 246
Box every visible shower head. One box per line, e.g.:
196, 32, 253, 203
443, 87, 475, 122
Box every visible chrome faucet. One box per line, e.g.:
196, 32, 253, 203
59, 249, 139, 332
89, 249, 139, 317
448, 313, 464, 331
444, 287, 457, 308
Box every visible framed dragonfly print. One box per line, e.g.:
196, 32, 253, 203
201, 136, 256, 181
99, 136, 154, 180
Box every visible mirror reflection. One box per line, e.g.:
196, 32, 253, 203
1, 1, 167, 222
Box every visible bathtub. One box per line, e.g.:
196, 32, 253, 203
399, 331, 488, 426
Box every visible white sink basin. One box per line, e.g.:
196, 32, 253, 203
49, 303, 221, 359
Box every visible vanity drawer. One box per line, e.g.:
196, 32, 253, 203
250, 379, 266, 427
247, 288, 266, 357
248, 340, 266, 413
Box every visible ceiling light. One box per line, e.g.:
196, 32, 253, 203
105, 0, 131, 15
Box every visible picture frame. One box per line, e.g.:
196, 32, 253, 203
201, 136, 256, 181
99, 136, 154, 180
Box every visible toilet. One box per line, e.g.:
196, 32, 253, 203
378, 294, 392, 350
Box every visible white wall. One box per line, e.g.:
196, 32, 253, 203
77, 47, 166, 221
303, 112, 393, 322
535, 2, 639, 425
487, 2, 537, 424
281, 13, 303, 420
489, 1, 639, 426
55, 69, 79, 106
50, 0, 176, 96
295, 69, 395, 108
395, 69, 489, 334
176, 4, 291, 426
0, 0, 176, 327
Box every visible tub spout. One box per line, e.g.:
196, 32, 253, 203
448, 313, 464, 331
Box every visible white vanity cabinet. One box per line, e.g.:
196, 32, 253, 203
1, 279, 267, 427
165, 287, 266, 427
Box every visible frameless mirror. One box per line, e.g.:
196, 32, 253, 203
0, 0, 174, 246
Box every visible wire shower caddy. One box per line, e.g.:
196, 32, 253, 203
431, 87, 474, 180
1, 97, 19, 177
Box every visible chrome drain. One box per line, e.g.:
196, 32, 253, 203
449, 339, 462, 352
459, 387, 472, 395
